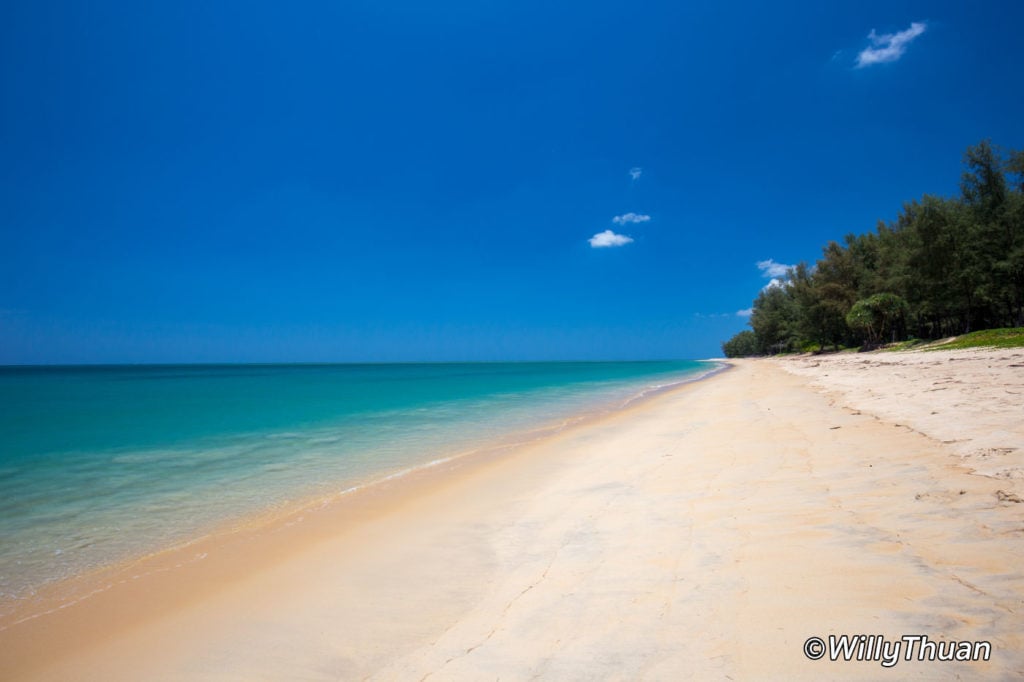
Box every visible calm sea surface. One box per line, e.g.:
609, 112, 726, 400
0, 361, 715, 605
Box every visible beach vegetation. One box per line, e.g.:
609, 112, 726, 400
845, 293, 910, 346
921, 327, 1024, 350
721, 330, 760, 357
722, 140, 1024, 354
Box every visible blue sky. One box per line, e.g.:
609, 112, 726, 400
2, 1, 1022, 363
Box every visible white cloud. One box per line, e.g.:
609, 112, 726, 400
736, 308, 753, 317
756, 258, 793, 279
589, 230, 634, 248
856, 21, 927, 68
629, 167, 642, 181
761, 278, 786, 292
612, 212, 651, 225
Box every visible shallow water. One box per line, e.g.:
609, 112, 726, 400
0, 361, 712, 603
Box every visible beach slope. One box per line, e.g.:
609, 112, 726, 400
3, 353, 1022, 680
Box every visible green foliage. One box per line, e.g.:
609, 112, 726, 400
923, 327, 1024, 350
845, 293, 910, 345
845, 300, 876, 342
721, 330, 760, 358
748, 283, 800, 354
721, 140, 1024, 354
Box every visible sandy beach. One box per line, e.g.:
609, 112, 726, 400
2, 350, 1022, 680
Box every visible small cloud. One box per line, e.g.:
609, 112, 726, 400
589, 230, 634, 248
612, 212, 651, 225
761, 278, 786, 293
855, 21, 927, 68
736, 308, 753, 317
756, 258, 793, 279
629, 167, 642, 181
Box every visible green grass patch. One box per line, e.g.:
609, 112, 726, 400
922, 327, 1024, 350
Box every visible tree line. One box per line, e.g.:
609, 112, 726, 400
722, 140, 1024, 358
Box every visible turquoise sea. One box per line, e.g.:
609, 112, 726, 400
0, 361, 715, 608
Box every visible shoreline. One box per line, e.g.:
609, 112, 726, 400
3, 352, 1022, 679
0, 362, 723, 613
0, 363, 727, 656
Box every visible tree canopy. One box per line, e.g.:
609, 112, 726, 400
722, 140, 1024, 356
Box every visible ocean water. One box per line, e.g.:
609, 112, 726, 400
0, 361, 715, 605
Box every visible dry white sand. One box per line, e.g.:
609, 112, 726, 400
777, 347, 1024, 483
2, 353, 1021, 680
